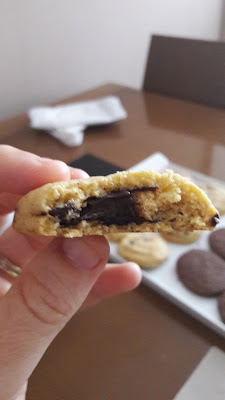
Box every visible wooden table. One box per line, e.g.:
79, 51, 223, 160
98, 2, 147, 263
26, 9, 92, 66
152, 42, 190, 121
1, 84, 225, 400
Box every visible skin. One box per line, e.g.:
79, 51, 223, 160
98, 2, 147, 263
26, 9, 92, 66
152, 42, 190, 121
0, 145, 141, 400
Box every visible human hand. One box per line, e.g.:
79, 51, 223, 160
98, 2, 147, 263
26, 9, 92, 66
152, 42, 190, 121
0, 145, 141, 400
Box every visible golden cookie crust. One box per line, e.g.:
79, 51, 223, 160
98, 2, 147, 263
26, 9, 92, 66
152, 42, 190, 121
118, 233, 169, 268
13, 170, 219, 237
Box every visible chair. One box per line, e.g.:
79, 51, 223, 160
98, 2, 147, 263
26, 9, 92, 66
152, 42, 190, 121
143, 35, 225, 108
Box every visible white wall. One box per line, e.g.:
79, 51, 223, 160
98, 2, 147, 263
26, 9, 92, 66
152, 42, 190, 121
0, 0, 223, 121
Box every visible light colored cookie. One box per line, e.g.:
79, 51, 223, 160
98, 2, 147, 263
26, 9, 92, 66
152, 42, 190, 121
173, 169, 192, 180
13, 169, 219, 237
105, 233, 132, 242
161, 231, 201, 244
118, 233, 169, 268
198, 182, 225, 215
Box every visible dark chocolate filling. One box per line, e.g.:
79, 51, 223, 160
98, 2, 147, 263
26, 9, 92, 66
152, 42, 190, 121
211, 213, 220, 227
49, 187, 160, 228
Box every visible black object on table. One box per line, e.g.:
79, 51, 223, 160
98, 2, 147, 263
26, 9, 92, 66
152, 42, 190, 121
68, 153, 123, 176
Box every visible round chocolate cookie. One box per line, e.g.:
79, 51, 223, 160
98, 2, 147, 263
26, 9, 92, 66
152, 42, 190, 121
177, 250, 225, 296
218, 291, 225, 323
209, 228, 225, 260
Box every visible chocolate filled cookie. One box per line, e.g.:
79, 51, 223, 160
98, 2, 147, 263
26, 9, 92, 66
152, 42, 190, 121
118, 233, 169, 268
209, 228, 225, 260
218, 291, 225, 323
177, 250, 225, 296
13, 170, 219, 237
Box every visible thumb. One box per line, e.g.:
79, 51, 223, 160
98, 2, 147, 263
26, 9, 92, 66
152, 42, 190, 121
0, 235, 109, 400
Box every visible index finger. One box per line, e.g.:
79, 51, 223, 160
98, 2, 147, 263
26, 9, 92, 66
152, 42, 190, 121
0, 145, 70, 195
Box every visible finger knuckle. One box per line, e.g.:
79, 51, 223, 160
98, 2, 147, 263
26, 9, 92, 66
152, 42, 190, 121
18, 270, 73, 327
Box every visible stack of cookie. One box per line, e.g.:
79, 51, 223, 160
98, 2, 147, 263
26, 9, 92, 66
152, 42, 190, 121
177, 229, 225, 323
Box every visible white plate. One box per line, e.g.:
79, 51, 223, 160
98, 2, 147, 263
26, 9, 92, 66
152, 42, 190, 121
109, 153, 225, 337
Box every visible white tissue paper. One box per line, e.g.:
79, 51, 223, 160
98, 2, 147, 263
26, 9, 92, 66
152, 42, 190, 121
28, 96, 127, 147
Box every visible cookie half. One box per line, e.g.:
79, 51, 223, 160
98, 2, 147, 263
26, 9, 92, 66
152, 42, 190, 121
177, 250, 225, 296
118, 233, 169, 268
13, 170, 219, 237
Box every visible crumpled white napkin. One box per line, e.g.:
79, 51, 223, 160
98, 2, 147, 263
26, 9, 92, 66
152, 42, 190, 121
28, 96, 127, 147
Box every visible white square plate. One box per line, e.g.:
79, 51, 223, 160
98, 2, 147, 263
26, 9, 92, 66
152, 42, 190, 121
109, 153, 225, 337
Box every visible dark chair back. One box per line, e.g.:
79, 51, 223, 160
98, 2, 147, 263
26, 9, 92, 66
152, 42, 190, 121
143, 35, 225, 108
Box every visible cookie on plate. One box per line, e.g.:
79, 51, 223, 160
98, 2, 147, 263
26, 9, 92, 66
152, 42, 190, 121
161, 231, 201, 244
13, 169, 219, 237
209, 228, 225, 260
105, 233, 130, 242
218, 291, 225, 323
177, 250, 225, 296
198, 182, 225, 215
173, 169, 192, 180
118, 233, 169, 268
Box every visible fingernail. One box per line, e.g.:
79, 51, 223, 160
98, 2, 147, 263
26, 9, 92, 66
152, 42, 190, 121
41, 157, 65, 166
62, 237, 100, 270
77, 170, 89, 179
41, 158, 70, 176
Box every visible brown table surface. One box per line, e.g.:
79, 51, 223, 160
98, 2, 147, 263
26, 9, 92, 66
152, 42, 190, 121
1, 84, 225, 400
